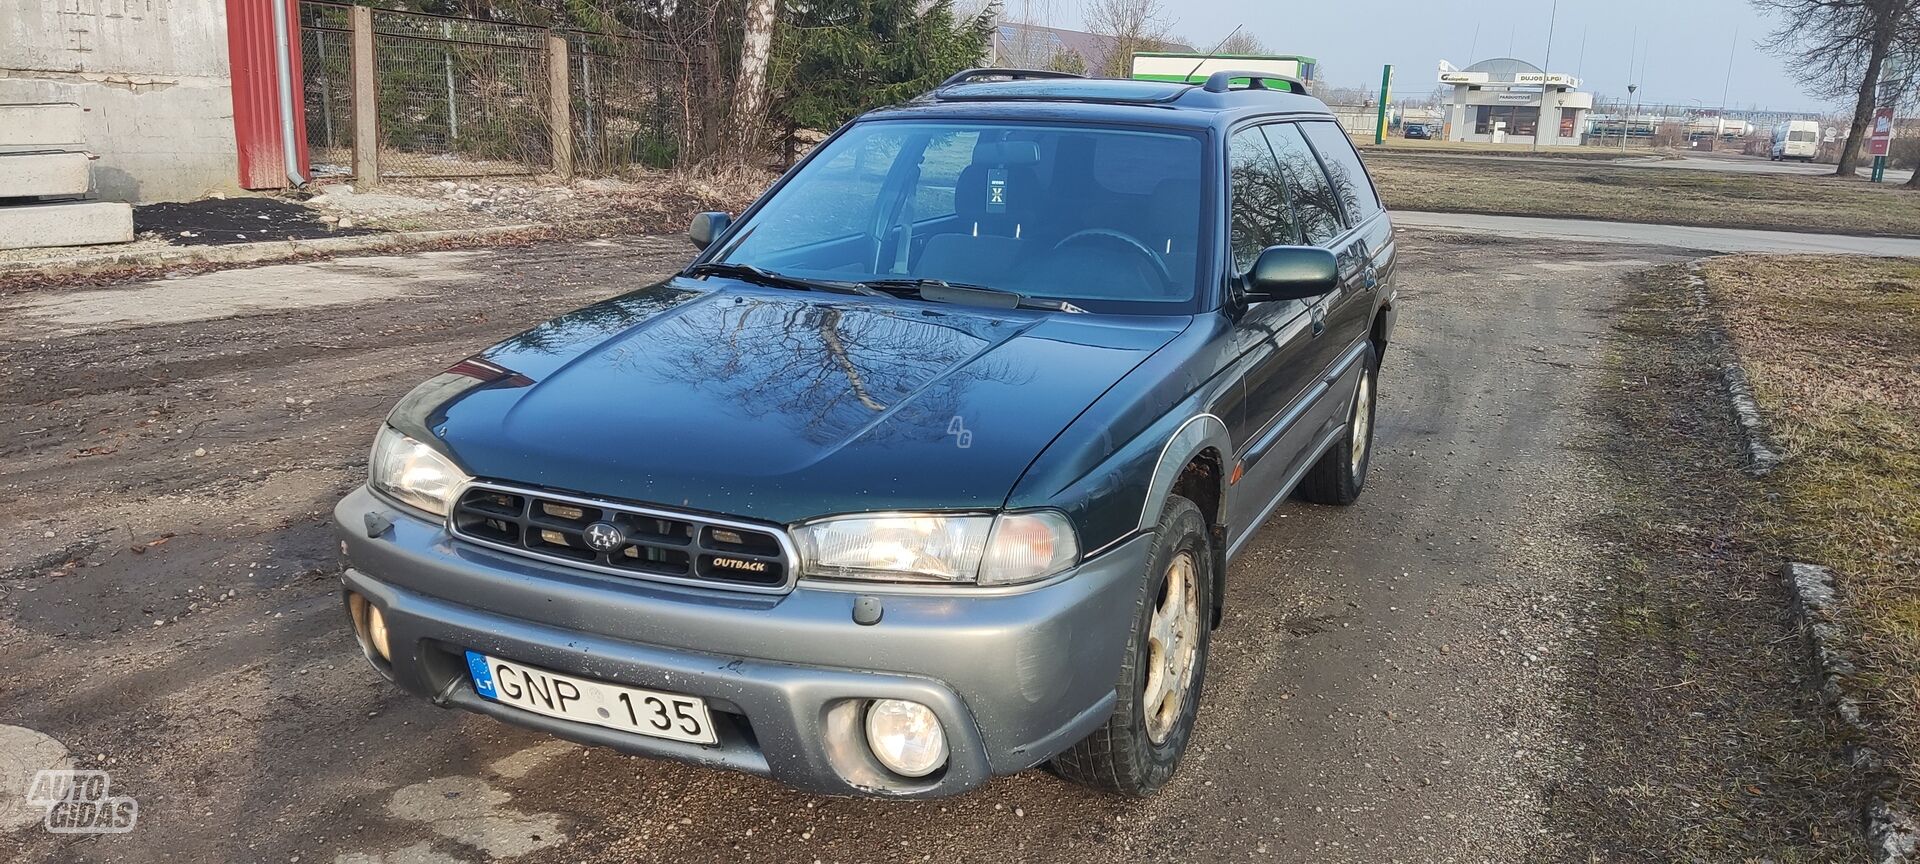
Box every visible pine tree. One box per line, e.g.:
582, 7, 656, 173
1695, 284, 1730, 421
766, 0, 997, 152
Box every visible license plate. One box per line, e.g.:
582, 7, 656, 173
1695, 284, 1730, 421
464, 651, 717, 745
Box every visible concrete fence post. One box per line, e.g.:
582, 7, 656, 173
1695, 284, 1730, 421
547, 35, 573, 179
350, 5, 380, 187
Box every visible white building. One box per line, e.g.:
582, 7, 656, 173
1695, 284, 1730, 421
1438, 58, 1593, 147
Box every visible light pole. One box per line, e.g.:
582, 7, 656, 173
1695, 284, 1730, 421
1621, 83, 1637, 151
1532, 0, 1559, 153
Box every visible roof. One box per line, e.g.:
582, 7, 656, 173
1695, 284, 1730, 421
863, 74, 1332, 130
994, 22, 1119, 75
1460, 57, 1544, 81
1133, 51, 1320, 65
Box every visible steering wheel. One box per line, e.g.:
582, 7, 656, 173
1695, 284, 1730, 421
1050, 229, 1173, 289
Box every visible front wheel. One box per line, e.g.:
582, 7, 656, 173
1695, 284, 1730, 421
1051, 496, 1213, 797
1297, 345, 1379, 505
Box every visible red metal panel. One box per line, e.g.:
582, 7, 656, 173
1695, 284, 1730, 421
227, 0, 309, 189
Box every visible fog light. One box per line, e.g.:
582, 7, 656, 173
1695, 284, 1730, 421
864, 699, 947, 778
366, 604, 390, 660
347, 592, 392, 662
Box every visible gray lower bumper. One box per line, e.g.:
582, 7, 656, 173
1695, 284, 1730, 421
334, 486, 1148, 797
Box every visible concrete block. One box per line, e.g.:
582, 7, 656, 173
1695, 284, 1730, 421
0, 103, 87, 147
0, 152, 93, 197
0, 201, 134, 250
0, 81, 242, 202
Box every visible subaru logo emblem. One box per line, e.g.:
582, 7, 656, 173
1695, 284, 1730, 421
583, 521, 626, 552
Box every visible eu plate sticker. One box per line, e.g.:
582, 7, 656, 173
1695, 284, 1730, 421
987, 168, 1008, 213
465, 650, 498, 699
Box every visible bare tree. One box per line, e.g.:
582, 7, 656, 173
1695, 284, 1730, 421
731, 0, 779, 158
1212, 30, 1268, 56
1084, 0, 1172, 78
1755, 0, 1920, 176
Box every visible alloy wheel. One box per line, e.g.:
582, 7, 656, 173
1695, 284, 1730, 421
1143, 550, 1202, 744
1350, 372, 1373, 475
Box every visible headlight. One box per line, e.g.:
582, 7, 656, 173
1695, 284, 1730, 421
368, 425, 469, 517
793, 511, 1078, 586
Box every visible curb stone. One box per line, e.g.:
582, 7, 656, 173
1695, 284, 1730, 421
1718, 363, 1783, 476
1782, 563, 1919, 863
0, 223, 542, 279
1685, 263, 1781, 476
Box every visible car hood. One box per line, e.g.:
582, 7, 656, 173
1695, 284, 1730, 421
391, 278, 1188, 525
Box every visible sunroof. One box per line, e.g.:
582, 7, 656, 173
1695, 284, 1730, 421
938, 79, 1191, 103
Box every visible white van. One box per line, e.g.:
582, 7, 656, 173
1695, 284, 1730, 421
1771, 120, 1820, 161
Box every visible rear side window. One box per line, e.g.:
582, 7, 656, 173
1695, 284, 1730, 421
1227, 128, 1298, 273
1298, 121, 1383, 224
1260, 124, 1344, 246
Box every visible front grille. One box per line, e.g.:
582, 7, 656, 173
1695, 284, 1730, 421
449, 482, 797, 594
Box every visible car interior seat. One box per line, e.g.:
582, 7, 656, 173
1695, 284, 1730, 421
914, 139, 1042, 287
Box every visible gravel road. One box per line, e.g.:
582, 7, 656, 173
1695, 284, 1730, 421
0, 233, 1701, 862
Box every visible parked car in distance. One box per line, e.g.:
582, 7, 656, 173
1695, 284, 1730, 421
336, 68, 1398, 799
1403, 123, 1432, 139
1771, 119, 1820, 161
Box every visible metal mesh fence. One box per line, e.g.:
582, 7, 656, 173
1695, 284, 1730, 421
300, 1, 354, 179
568, 32, 682, 174
294, 4, 696, 179
372, 9, 552, 177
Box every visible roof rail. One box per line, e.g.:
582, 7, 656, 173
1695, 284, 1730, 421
1200, 70, 1309, 95
938, 67, 1086, 88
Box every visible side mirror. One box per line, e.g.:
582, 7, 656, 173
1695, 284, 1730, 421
689, 211, 731, 250
1241, 246, 1338, 304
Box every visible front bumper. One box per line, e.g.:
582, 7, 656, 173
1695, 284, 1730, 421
334, 485, 1148, 797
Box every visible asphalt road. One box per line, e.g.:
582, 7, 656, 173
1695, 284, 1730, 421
1395, 210, 1920, 256
1639, 152, 1915, 184
1371, 145, 1916, 184
0, 234, 1680, 863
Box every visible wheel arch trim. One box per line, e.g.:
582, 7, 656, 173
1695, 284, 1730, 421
1136, 413, 1232, 533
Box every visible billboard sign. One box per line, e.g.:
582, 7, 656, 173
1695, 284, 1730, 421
1436, 65, 1578, 88
1868, 106, 1895, 157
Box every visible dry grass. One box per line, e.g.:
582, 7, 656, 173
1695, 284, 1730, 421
1366, 152, 1920, 237
1356, 136, 1669, 160
1706, 256, 1920, 799
1548, 264, 1869, 860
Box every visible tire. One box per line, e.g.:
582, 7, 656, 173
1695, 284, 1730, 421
1051, 495, 1213, 797
1296, 345, 1379, 506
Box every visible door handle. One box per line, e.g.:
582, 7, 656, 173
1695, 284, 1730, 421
1310, 305, 1327, 336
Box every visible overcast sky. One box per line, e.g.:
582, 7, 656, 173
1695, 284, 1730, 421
1048, 0, 1823, 112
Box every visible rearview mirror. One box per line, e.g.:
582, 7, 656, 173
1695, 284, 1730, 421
1241, 246, 1339, 304
689, 211, 731, 250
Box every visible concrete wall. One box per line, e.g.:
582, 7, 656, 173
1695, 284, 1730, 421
0, 0, 240, 202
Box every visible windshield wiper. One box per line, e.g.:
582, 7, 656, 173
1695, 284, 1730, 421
685, 262, 884, 297
859, 278, 1086, 313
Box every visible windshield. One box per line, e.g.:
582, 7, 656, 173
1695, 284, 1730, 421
713, 121, 1208, 314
